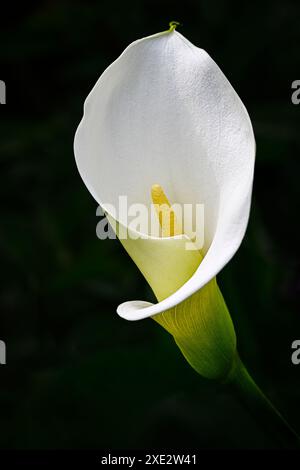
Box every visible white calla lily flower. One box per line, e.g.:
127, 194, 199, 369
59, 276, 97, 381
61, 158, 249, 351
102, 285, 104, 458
73, 27, 300, 445
74, 27, 255, 379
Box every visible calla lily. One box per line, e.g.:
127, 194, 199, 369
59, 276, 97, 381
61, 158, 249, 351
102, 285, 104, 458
74, 26, 255, 379
74, 25, 300, 446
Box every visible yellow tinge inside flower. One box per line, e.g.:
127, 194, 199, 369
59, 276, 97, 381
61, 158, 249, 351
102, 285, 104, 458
151, 184, 182, 237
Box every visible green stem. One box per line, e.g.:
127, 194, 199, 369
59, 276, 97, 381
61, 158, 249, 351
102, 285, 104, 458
226, 354, 300, 449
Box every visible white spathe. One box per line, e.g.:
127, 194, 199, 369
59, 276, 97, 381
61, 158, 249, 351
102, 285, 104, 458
74, 29, 255, 321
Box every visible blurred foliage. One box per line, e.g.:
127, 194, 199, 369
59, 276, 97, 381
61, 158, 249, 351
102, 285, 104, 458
0, 0, 299, 449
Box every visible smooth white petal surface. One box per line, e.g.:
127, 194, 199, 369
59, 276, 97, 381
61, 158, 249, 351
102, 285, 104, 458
74, 30, 255, 321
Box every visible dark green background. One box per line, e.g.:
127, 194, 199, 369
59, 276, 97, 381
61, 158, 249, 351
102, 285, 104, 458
0, 0, 299, 449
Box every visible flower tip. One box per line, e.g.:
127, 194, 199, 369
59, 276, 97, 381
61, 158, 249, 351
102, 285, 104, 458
168, 21, 180, 32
